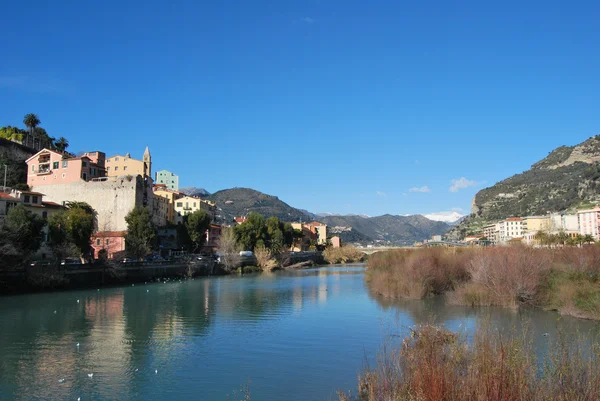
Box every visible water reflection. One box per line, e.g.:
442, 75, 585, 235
1, 265, 597, 401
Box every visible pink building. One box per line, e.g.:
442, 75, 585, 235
91, 231, 126, 259
204, 224, 222, 252
330, 236, 342, 248
26, 149, 106, 187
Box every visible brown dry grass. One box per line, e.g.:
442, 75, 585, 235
339, 323, 600, 401
323, 246, 365, 264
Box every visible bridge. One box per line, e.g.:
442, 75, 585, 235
359, 241, 467, 254
358, 246, 411, 255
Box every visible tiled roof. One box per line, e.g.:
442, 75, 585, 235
92, 231, 127, 237
505, 217, 522, 222
42, 201, 63, 208
0, 192, 18, 200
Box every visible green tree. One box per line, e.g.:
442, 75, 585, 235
66, 204, 95, 259
48, 202, 96, 260
234, 212, 267, 251
186, 210, 211, 252
0, 205, 46, 268
534, 230, 548, 246
583, 234, 596, 245
125, 207, 156, 259
54, 137, 69, 152
0, 126, 26, 142
556, 231, 569, 246
23, 113, 40, 147
575, 234, 585, 247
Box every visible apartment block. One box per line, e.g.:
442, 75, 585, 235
498, 217, 523, 243
105, 147, 151, 179
26, 148, 106, 187
155, 170, 179, 191
173, 196, 216, 224
577, 207, 600, 240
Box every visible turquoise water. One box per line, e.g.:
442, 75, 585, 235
0, 265, 599, 400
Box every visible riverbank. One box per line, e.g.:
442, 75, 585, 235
367, 247, 600, 320
0, 260, 223, 295
339, 322, 600, 401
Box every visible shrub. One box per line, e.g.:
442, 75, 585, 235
323, 246, 365, 264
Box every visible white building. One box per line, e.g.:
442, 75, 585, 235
577, 207, 600, 240
498, 217, 523, 243
549, 212, 579, 233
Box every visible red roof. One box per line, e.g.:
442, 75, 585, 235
505, 217, 522, 222
92, 231, 127, 238
0, 192, 18, 200
42, 201, 63, 208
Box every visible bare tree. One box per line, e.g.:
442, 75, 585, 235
217, 227, 241, 271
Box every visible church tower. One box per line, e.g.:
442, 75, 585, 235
143, 146, 152, 179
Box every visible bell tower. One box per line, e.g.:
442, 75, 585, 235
143, 146, 151, 178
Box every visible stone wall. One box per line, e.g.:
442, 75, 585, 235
32, 175, 145, 231
0, 138, 35, 187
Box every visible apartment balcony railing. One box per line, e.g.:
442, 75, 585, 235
37, 164, 51, 175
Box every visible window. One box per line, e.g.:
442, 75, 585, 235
53, 161, 59, 169
176, 202, 183, 207
32, 196, 38, 204
63, 160, 68, 168
42, 211, 47, 219
193, 202, 196, 207
31, 165, 35, 172
115, 157, 119, 161
24, 195, 30, 203
106, 239, 109, 245
82, 161, 88, 167
115, 167, 118, 171
96, 239, 101, 246
123, 166, 127, 171
82, 172, 87, 180
107, 159, 110, 163
106, 167, 110, 172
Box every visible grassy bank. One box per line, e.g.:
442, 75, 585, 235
339, 323, 600, 401
367, 247, 600, 319
323, 246, 366, 264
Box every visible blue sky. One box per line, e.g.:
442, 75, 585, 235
1, 0, 599, 219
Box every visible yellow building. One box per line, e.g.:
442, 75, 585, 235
153, 186, 183, 224
174, 196, 216, 224
522, 216, 551, 233
105, 147, 152, 178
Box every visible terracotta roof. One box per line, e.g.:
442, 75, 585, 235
19, 191, 44, 195
505, 217, 522, 222
92, 231, 127, 237
42, 201, 63, 208
0, 192, 18, 200
309, 221, 325, 226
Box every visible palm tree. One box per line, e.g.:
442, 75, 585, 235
534, 230, 548, 247
54, 137, 69, 152
575, 234, 585, 247
583, 234, 596, 245
23, 113, 40, 148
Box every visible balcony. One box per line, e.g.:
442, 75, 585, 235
37, 163, 51, 175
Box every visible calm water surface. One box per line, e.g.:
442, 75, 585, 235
1, 265, 599, 400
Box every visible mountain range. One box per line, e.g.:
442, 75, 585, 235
448, 135, 600, 239
202, 187, 450, 244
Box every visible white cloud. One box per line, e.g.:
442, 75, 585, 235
303, 17, 315, 23
376, 191, 386, 197
409, 186, 431, 193
423, 211, 465, 223
449, 177, 477, 192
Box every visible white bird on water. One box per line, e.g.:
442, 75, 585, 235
155, 369, 158, 374
88, 373, 94, 378
147, 290, 149, 293
58, 378, 65, 383
53, 310, 57, 314
77, 299, 80, 303
76, 342, 80, 347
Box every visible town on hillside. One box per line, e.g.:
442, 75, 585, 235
421, 212, 599, 247
0, 117, 340, 264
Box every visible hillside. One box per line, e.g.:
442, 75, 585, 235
206, 187, 450, 244
207, 188, 311, 224
320, 214, 450, 245
448, 135, 600, 239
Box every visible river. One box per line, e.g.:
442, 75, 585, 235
1, 265, 599, 400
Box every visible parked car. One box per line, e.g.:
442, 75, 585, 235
121, 257, 135, 263
61, 258, 82, 266
239, 251, 254, 257
30, 260, 52, 267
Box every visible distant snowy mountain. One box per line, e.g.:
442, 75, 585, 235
422, 211, 465, 223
